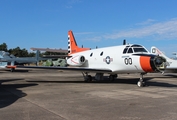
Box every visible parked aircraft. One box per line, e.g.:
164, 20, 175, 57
0, 50, 50, 72
0, 61, 16, 70
151, 46, 177, 73
30, 45, 68, 64
42, 58, 67, 67
17, 30, 166, 87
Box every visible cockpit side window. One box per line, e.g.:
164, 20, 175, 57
127, 48, 133, 53
123, 48, 128, 54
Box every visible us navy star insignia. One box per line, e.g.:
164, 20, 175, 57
103, 56, 113, 64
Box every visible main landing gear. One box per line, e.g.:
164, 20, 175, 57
83, 73, 104, 82
10, 68, 15, 72
82, 72, 147, 87
137, 73, 146, 87
82, 72, 92, 82
109, 74, 117, 82
82, 72, 117, 82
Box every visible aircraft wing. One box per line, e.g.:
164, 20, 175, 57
30, 48, 68, 53
16, 66, 112, 73
42, 55, 70, 58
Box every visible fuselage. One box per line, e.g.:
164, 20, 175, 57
67, 44, 166, 74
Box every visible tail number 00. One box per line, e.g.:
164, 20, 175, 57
124, 58, 132, 65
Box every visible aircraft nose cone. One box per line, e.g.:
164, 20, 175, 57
152, 56, 166, 72
155, 57, 164, 65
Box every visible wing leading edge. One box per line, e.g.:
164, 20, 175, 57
17, 66, 112, 73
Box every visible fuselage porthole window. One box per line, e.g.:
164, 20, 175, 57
90, 53, 93, 57
100, 51, 103, 56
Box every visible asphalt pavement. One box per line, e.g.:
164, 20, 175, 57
0, 68, 177, 120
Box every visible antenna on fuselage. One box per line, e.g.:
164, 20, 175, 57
123, 39, 126, 45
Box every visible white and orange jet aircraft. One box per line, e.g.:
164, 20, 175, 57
17, 30, 166, 87
151, 46, 177, 73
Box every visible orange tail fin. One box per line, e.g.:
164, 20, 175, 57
68, 30, 90, 55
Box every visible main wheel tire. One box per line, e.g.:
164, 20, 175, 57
137, 81, 145, 87
109, 75, 115, 82
87, 75, 92, 82
137, 81, 143, 87
10, 68, 15, 72
85, 75, 92, 82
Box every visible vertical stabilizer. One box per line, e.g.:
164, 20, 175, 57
68, 30, 90, 55
35, 50, 40, 66
151, 46, 170, 60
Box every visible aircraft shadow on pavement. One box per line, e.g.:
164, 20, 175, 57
0, 78, 38, 109
116, 77, 177, 88
146, 81, 177, 87
144, 75, 177, 87
26, 77, 142, 84
0, 78, 24, 84
5, 69, 29, 72
147, 74, 177, 79
26, 76, 177, 88
164, 74, 177, 78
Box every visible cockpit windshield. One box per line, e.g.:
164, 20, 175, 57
133, 48, 147, 53
122, 44, 148, 54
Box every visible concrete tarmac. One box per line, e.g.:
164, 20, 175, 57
0, 69, 177, 120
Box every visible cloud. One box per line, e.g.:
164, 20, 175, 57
66, 5, 73, 9
75, 32, 94, 35
65, 0, 82, 9
136, 19, 156, 26
75, 32, 102, 42
84, 36, 102, 42
103, 18, 177, 40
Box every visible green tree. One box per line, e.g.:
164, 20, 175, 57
28, 52, 36, 57
8, 47, 28, 57
0, 43, 8, 51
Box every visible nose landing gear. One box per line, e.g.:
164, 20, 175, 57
137, 73, 146, 87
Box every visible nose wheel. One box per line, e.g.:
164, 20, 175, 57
137, 73, 146, 87
137, 80, 145, 87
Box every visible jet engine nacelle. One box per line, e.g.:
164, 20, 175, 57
67, 55, 86, 66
